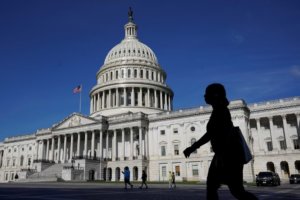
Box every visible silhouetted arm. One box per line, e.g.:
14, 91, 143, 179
191, 132, 211, 150
183, 132, 211, 158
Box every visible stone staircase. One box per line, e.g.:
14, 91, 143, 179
25, 163, 66, 182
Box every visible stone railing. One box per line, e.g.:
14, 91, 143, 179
72, 156, 101, 161
33, 159, 55, 164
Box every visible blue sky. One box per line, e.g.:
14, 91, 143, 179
0, 0, 299, 140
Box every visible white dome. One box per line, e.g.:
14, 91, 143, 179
104, 39, 158, 64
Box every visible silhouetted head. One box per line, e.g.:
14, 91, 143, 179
204, 83, 229, 107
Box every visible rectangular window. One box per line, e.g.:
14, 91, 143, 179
293, 139, 299, 149
173, 128, 178, 134
174, 144, 179, 155
162, 166, 167, 177
7, 159, 10, 167
161, 146, 166, 156
175, 165, 180, 176
266, 141, 273, 151
160, 130, 165, 135
280, 140, 287, 150
192, 165, 199, 176
12, 159, 16, 167
28, 158, 31, 166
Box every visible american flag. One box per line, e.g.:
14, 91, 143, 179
73, 85, 82, 94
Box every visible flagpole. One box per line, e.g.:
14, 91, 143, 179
79, 84, 82, 113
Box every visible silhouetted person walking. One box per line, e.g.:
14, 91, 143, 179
122, 166, 133, 189
183, 83, 258, 200
171, 172, 176, 188
139, 170, 148, 189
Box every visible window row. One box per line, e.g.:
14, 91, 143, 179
5, 156, 32, 168
99, 68, 165, 84
107, 48, 155, 61
7, 146, 32, 153
160, 126, 196, 135
160, 139, 198, 157
266, 139, 299, 151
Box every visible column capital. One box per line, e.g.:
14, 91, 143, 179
281, 114, 287, 119
267, 116, 273, 120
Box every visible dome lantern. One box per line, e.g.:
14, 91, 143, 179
125, 7, 137, 39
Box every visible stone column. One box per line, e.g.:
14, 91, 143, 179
106, 131, 109, 159
35, 140, 40, 160
51, 137, 55, 161
160, 91, 163, 109
282, 115, 292, 149
122, 129, 125, 160
130, 127, 134, 159
147, 88, 150, 107
255, 118, 264, 151
116, 88, 119, 107
139, 88, 142, 106
102, 91, 105, 109
112, 130, 116, 161
131, 87, 135, 106
268, 117, 278, 150
108, 89, 112, 108
296, 113, 300, 148
91, 131, 95, 158
164, 92, 167, 110
84, 132, 88, 157
46, 139, 50, 160
124, 88, 127, 106
99, 130, 103, 159
94, 96, 97, 112
70, 134, 74, 160
90, 98, 93, 114
139, 127, 142, 157
57, 136, 61, 162
63, 135, 67, 163
154, 90, 158, 108
145, 128, 148, 158
77, 133, 81, 157
97, 93, 100, 111
40, 140, 45, 160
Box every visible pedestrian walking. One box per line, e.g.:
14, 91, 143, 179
183, 83, 258, 200
171, 172, 176, 188
139, 170, 148, 189
122, 166, 133, 189
168, 171, 172, 188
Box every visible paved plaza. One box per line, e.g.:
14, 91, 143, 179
0, 182, 299, 200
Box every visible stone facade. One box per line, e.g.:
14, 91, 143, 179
0, 11, 299, 183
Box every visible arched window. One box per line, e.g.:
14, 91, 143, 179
20, 155, 24, 167
140, 70, 143, 78
134, 69, 137, 78
128, 69, 131, 78
191, 138, 197, 154
121, 69, 124, 78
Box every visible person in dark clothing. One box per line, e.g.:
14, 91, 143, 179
171, 172, 176, 188
183, 83, 258, 200
122, 166, 133, 189
139, 170, 148, 189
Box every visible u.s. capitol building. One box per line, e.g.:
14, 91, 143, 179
0, 12, 299, 183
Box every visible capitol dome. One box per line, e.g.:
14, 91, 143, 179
104, 30, 158, 65
90, 9, 173, 117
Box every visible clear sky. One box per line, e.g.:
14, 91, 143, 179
0, 0, 300, 141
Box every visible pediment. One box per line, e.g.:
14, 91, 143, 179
52, 113, 98, 130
